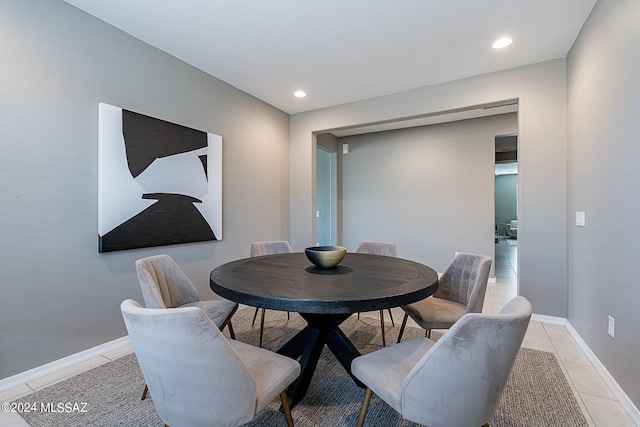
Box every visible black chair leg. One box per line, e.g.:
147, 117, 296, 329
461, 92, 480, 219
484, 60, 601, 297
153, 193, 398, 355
251, 308, 289, 347
379, 310, 386, 346
397, 312, 409, 343
258, 308, 266, 347
226, 321, 236, 339
251, 307, 260, 326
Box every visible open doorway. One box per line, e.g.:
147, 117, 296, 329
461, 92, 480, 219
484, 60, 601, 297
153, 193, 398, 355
315, 145, 337, 246
495, 134, 518, 284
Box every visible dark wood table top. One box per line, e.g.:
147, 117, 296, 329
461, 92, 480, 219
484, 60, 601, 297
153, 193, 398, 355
210, 252, 438, 314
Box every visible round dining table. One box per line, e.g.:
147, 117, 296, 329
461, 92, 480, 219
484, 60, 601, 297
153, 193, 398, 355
210, 252, 438, 407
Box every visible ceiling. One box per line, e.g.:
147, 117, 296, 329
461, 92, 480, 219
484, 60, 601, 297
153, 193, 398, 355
62, 0, 596, 115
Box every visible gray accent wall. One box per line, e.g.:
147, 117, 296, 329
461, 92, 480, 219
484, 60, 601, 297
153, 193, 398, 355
0, 0, 289, 379
338, 114, 518, 275
567, 0, 640, 409
291, 59, 568, 318
495, 174, 518, 233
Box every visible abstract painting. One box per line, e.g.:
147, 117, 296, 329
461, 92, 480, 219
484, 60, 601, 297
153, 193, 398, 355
98, 103, 222, 252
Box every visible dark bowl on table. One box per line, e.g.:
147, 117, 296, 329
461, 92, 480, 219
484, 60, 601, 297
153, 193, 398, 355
305, 246, 347, 269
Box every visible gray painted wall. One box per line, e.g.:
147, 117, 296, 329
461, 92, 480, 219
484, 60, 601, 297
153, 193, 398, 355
495, 174, 518, 234
0, 0, 290, 379
338, 114, 517, 275
567, 0, 640, 408
291, 59, 568, 318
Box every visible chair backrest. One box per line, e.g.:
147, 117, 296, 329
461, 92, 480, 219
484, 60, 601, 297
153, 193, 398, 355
121, 299, 256, 427
250, 240, 293, 257
401, 296, 532, 426
135, 254, 200, 309
355, 241, 397, 257
434, 253, 491, 312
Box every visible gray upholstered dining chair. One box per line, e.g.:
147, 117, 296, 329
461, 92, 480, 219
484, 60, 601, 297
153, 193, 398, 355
250, 240, 292, 347
121, 299, 300, 427
135, 254, 238, 400
355, 241, 398, 346
352, 296, 532, 427
396, 252, 491, 343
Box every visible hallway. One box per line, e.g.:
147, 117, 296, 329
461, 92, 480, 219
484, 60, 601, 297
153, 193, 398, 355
495, 236, 517, 284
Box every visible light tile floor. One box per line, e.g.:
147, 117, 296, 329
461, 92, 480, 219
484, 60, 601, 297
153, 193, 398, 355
0, 240, 636, 426
489, 239, 634, 426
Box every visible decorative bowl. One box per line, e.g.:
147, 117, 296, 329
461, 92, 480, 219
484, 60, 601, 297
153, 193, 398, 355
304, 246, 347, 269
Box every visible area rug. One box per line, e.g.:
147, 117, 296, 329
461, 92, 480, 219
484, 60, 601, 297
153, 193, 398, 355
15, 308, 588, 426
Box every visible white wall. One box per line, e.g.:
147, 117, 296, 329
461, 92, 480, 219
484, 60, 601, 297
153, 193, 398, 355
338, 114, 517, 274
291, 59, 567, 317
567, 0, 640, 409
0, 0, 290, 379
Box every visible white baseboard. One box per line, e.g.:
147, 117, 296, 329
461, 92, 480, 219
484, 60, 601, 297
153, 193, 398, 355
530, 313, 640, 425
0, 336, 131, 393
563, 321, 640, 426
531, 313, 568, 325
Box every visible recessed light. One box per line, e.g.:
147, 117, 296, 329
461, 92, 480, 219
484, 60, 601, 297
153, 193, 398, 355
294, 90, 307, 98
492, 37, 513, 49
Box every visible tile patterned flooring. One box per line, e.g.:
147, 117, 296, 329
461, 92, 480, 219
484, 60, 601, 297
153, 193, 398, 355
0, 239, 636, 426
488, 239, 635, 426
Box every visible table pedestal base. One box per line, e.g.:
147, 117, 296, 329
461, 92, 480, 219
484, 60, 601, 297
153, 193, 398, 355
277, 313, 364, 407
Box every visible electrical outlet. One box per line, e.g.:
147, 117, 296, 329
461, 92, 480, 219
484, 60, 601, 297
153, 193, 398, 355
608, 315, 615, 338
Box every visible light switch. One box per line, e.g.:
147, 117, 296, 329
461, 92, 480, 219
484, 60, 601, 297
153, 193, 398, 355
316, 210, 320, 218
576, 211, 585, 227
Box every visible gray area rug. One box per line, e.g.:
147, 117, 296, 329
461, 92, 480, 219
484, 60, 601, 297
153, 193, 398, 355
16, 308, 588, 426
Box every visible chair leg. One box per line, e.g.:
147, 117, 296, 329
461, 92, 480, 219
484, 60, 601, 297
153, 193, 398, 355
280, 390, 294, 427
141, 384, 148, 400
387, 308, 395, 326
258, 308, 266, 347
379, 310, 386, 347
251, 307, 260, 326
426, 328, 431, 339
226, 320, 236, 340
356, 387, 373, 427
397, 312, 409, 343
255, 309, 289, 347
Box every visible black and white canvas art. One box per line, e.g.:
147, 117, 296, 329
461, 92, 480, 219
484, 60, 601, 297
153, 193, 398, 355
98, 103, 222, 252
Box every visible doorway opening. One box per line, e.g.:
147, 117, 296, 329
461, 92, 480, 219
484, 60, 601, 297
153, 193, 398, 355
494, 134, 518, 284
315, 145, 337, 246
